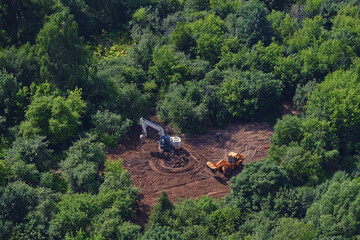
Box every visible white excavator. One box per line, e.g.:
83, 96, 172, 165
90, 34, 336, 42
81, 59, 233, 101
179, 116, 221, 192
139, 117, 181, 152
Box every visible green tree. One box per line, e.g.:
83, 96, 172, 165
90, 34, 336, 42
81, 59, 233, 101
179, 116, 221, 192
188, 14, 226, 64
219, 69, 283, 121
0, 0, 58, 46
230, 0, 272, 47
6, 136, 52, 172
226, 159, 290, 211
142, 224, 183, 240
49, 193, 101, 240
0, 44, 39, 87
149, 191, 174, 226
60, 135, 106, 193
270, 115, 303, 147
157, 83, 209, 134
306, 177, 360, 239
306, 68, 360, 154
91, 110, 132, 147
293, 80, 317, 111
0, 71, 20, 127
19, 88, 86, 147
35, 8, 89, 90
271, 218, 316, 240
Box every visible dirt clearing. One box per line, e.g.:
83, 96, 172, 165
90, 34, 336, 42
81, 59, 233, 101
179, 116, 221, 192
108, 118, 273, 214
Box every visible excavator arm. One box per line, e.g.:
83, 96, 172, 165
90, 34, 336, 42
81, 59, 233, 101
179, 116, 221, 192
140, 117, 166, 137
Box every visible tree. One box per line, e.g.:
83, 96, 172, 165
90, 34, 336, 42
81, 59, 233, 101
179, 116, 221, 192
285, 15, 329, 53
271, 218, 316, 240
293, 80, 316, 111
226, 159, 290, 211
6, 136, 52, 172
142, 224, 183, 240
230, 0, 272, 47
91, 110, 132, 147
49, 193, 101, 240
0, 44, 40, 87
219, 69, 283, 121
149, 191, 174, 226
19, 88, 86, 147
157, 83, 209, 134
0, 0, 58, 46
0, 71, 20, 127
60, 135, 106, 193
188, 14, 226, 64
35, 8, 89, 90
306, 68, 360, 154
306, 178, 360, 239
270, 115, 303, 147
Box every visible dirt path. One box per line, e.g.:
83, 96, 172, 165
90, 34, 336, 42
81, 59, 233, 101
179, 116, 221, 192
108, 119, 273, 222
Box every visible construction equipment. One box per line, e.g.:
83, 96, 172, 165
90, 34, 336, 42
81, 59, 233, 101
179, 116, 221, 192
207, 152, 244, 176
140, 117, 181, 152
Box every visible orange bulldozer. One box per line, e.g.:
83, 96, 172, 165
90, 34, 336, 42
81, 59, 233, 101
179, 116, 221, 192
207, 152, 244, 176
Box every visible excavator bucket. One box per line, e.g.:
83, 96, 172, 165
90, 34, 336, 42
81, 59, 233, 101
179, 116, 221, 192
207, 161, 217, 170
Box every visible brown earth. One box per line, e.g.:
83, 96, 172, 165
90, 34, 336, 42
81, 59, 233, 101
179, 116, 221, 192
107, 116, 274, 225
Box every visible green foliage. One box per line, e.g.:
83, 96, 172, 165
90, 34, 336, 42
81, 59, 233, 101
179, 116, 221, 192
269, 116, 340, 186
293, 80, 316, 111
210, 0, 242, 18
35, 8, 89, 90
306, 68, 360, 154
95, 80, 149, 122
6, 136, 52, 172
219, 69, 283, 121
208, 207, 243, 237
271, 218, 317, 240
49, 193, 101, 240
142, 223, 183, 240
0, 0, 58, 46
229, 0, 272, 47
149, 45, 190, 86
0, 71, 20, 127
306, 177, 360, 239
332, 5, 360, 55
0, 44, 39, 87
19, 88, 86, 147
91, 110, 132, 147
60, 135, 106, 193
10, 160, 41, 186
0, 182, 59, 239
149, 191, 174, 226
0, 159, 12, 186
226, 159, 290, 211
157, 83, 209, 134
286, 15, 329, 53
271, 115, 303, 147
40, 172, 67, 193
188, 14, 226, 64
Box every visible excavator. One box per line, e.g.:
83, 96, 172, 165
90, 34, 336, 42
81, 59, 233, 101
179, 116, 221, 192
139, 117, 181, 152
207, 152, 244, 176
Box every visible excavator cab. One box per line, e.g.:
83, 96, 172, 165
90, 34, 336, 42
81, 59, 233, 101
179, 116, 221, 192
159, 135, 173, 152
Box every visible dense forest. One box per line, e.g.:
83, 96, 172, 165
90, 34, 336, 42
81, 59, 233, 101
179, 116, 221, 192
1, 0, 360, 239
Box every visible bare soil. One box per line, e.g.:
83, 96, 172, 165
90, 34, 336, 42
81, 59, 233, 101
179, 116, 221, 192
107, 116, 273, 225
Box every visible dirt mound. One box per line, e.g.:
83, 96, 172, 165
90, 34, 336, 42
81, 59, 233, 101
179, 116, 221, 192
107, 118, 273, 225
150, 149, 190, 168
